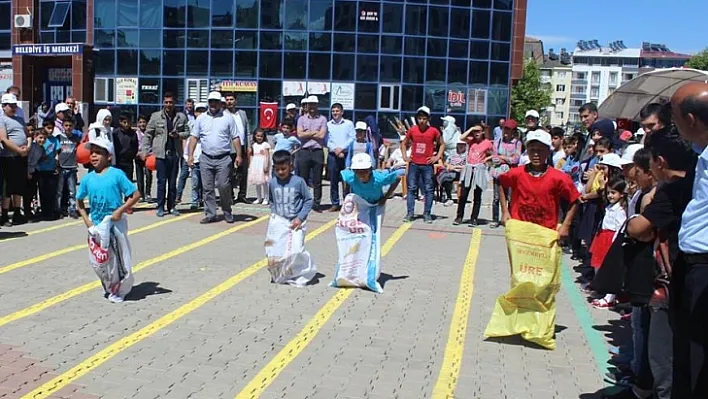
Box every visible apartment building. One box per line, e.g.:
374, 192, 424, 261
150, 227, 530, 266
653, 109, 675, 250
540, 48, 571, 126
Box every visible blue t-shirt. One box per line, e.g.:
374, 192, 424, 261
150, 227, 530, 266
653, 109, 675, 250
38, 136, 60, 172
76, 167, 137, 224
273, 133, 301, 153
340, 169, 399, 204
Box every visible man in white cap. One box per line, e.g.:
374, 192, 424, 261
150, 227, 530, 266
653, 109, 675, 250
524, 110, 540, 132
400, 105, 445, 223
285, 103, 298, 124
53, 102, 71, 137
0, 86, 24, 120
0, 93, 29, 225
326, 102, 355, 212
188, 91, 242, 224
296, 95, 327, 211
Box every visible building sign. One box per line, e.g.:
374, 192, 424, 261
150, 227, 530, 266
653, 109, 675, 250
48, 68, 72, 83
283, 81, 307, 97
447, 90, 466, 110
0, 62, 13, 94
307, 81, 330, 95
331, 83, 355, 110
12, 43, 82, 56
210, 80, 257, 92
139, 78, 160, 104
116, 78, 138, 105
359, 10, 379, 21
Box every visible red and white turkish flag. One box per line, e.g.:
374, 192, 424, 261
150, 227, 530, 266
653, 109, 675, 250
259, 102, 278, 130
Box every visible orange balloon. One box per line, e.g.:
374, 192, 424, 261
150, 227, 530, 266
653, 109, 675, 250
75, 144, 91, 165
145, 154, 157, 171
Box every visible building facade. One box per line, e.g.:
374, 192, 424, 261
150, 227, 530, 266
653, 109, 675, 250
639, 42, 691, 74
8, 0, 527, 134
540, 49, 571, 127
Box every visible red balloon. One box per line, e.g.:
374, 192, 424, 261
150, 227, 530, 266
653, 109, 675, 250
145, 154, 157, 171
76, 144, 91, 165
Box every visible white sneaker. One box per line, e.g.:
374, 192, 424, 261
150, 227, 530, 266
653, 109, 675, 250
444, 200, 454, 207
108, 294, 124, 303
261, 199, 269, 205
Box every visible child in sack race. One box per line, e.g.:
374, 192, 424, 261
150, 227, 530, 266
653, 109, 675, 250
76, 136, 141, 303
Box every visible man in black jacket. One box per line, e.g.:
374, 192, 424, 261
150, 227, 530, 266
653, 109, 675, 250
113, 113, 139, 182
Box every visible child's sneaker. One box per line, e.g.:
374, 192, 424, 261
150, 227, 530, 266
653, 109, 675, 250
444, 200, 454, 207
261, 199, 269, 205
592, 298, 615, 309
108, 294, 124, 303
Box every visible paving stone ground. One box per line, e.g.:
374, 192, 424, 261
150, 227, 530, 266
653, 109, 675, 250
0, 177, 620, 398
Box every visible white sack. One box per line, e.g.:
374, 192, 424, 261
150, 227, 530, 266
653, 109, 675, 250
265, 214, 316, 287
87, 216, 134, 298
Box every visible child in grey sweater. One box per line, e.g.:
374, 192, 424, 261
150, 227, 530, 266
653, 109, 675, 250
269, 150, 313, 230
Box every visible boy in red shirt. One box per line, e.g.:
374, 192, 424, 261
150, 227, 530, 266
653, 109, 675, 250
499, 130, 580, 238
401, 106, 445, 223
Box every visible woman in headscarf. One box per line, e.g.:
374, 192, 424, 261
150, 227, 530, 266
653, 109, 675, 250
88, 109, 116, 164
440, 115, 461, 160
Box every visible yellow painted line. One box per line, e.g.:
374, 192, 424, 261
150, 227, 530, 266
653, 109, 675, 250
431, 228, 482, 399
0, 214, 266, 329
234, 222, 412, 399
21, 218, 337, 399
0, 213, 196, 275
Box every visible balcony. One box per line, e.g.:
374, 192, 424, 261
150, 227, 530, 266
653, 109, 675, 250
571, 79, 588, 86
541, 75, 551, 84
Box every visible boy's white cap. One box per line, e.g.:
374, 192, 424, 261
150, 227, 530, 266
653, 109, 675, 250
285, 103, 297, 111
525, 110, 540, 119
355, 121, 368, 130
525, 130, 552, 147
457, 138, 468, 145
55, 102, 70, 113
441, 115, 456, 123
416, 105, 431, 116
300, 98, 308, 105
195, 102, 208, 111
0, 93, 17, 104
622, 144, 643, 163
305, 95, 319, 104
207, 91, 222, 101
85, 136, 114, 155
350, 153, 372, 170
599, 153, 632, 169
221, 96, 226, 103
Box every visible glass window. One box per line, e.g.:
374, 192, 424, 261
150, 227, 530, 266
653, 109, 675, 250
471, 9, 490, 39
381, 3, 402, 33
357, 2, 380, 33
333, 33, 355, 52
452, 0, 470, 5
139, 78, 161, 104
284, 32, 307, 50
309, 32, 331, 51
425, 85, 447, 112
48, 2, 71, 28
0, 3, 10, 30
40, 1, 53, 29
427, 38, 447, 57
355, 84, 377, 110
95, 50, 116, 74
162, 50, 184, 75
332, 54, 354, 81
40, 32, 55, 44
163, 30, 185, 48
211, 0, 233, 27
235, 31, 258, 49
473, 0, 492, 8
236, 0, 258, 29
404, 37, 425, 56
260, 0, 283, 29
117, 50, 138, 75
71, 30, 86, 43
492, 12, 511, 41
235, 51, 257, 77
285, 53, 306, 79
164, 0, 186, 28
491, 42, 510, 61
380, 56, 402, 83
94, 0, 116, 28
162, 78, 185, 102
449, 8, 469, 39
140, 50, 161, 75
187, 50, 208, 75
308, 53, 331, 80
258, 80, 282, 103
427, 6, 449, 37
402, 85, 423, 111
487, 87, 508, 116
468, 61, 489, 85
357, 34, 379, 53
381, 36, 402, 54
116, 0, 138, 26
140, 29, 162, 48
357, 55, 378, 82
309, 0, 332, 30
210, 51, 234, 76
140, 0, 162, 28
211, 30, 233, 48
494, 0, 513, 10
285, 0, 307, 29
378, 85, 400, 111
490, 62, 509, 85
72, 0, 87, 29
426, 59, 445, 82
403, 57, 424, 84
186, 30, 209, 48
334, 1, 356, 31
470, 41, 489, 59
95, 30, 115, 48
260, 31, 282, 50
447, 60, 467, 85
259, 52, 282, 79
187, 0, 209, 27
116, 29, 139, 47
449, 40, 468, 58
405, 6, 426, 36
56, 31, 71, 44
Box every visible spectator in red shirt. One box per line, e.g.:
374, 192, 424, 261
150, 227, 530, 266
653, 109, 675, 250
499, 130, 580, 238
400, 106, 445, 223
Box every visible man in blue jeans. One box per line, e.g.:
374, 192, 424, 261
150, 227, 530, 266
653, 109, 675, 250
326, 102, 355, 212
400, 106, 445, 223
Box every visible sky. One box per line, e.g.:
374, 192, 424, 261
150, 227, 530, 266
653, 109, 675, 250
526, 0, 707, 55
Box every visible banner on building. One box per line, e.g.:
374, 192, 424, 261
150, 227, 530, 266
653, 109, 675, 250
0, 62, 13, 94
13, 43, 82, 56
447, 89, 466, 111
211, 80, 257, 92
331, 83, 355, 110
283, 81, 307, 97
259, 102, 278, 130
116, 78, 138, 105
307, 81, 330, 95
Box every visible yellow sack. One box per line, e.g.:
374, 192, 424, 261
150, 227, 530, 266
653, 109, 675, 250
483, 219, 562, 349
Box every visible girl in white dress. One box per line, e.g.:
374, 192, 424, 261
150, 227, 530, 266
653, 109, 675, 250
247, 128, 271, 204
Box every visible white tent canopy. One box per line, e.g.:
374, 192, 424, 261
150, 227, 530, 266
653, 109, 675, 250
598, 68, 708, 121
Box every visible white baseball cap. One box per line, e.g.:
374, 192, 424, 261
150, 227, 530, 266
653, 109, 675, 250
416, 106, 431, 116
55, 102, 70, 113
355, 121, 368, 130
195, 102, 208, 111
441, 115, 456, 123
300, 98, 308, 105
1, 93, 18, 105
599, 153, 633, 169
350, 153, 373, 170
525, 130, 552, 147
525, 110, 540, 119
85, 136, 114, 155
285, 103, 297, 111
622, 144, 643, 163
220, 96, 226, 103
306, 95, 319, 104
207, 91, 222, 101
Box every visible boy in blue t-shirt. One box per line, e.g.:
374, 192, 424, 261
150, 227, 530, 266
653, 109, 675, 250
27, 121, 61, 220
340, 153, 400, 205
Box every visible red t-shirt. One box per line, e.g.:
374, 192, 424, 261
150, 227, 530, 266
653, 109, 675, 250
498, 166, 580, 230
406, 125, 441, 165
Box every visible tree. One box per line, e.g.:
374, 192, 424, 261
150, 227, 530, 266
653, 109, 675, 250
510, 58, 552, 123
686, 48, 708, 71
